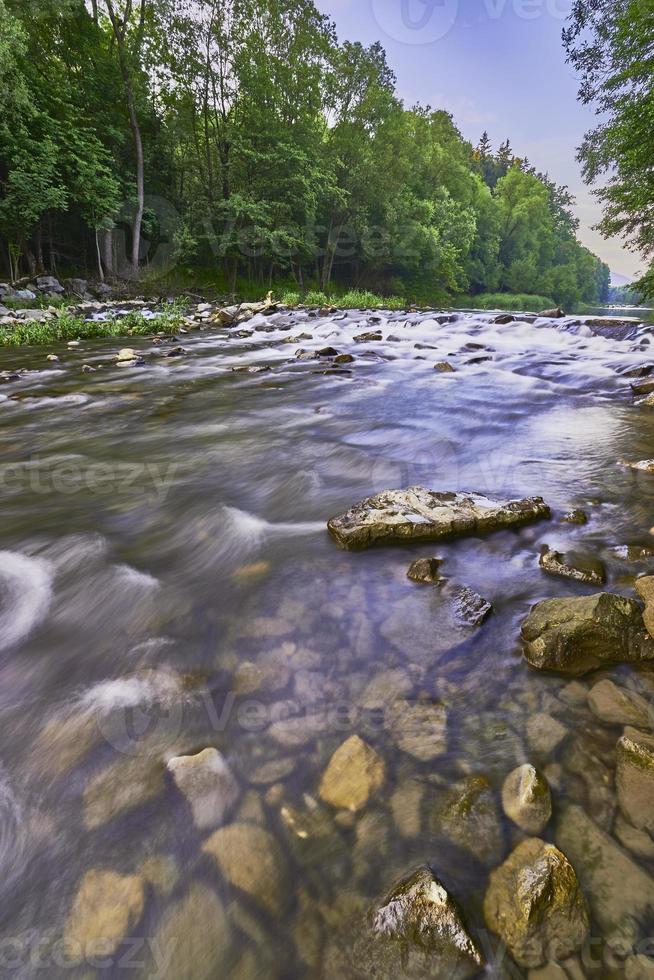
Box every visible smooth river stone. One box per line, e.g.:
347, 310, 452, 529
202, 823, 288, 915
616, 727, 654, 833
319, 735, 385, 811
167, 747, 240, 830
502, 764, 552, 834
327, 487, 550, 550
63, 869, 145, 963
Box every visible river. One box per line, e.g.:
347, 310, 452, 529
1, 306, 654, 977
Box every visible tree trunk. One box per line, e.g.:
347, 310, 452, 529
106, 0, 145, 278
35, 224, 45, 273
102, 229, 114, 277
95, 229, 105, 281
125, 85, 145, 275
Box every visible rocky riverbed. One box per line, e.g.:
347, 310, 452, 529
1, 304, 654, 977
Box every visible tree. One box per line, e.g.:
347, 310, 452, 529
564, 0, 654, 295
99, 0, 150, 275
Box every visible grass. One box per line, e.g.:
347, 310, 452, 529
453, 292, 556, 312
0, 308, 185, 347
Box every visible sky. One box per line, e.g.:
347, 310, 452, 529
315, 0, 640, 281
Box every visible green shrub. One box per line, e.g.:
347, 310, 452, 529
304, 290, 329, 307
280, 290, 300, 307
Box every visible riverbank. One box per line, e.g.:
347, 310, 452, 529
0, 284, 639, 350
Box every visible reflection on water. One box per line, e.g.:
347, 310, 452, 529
1, 309, 654, 976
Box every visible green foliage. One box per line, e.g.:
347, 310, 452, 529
0, 307, 184, 347
0, 0, 610, 308
304, 290, 329, 307
455, 293, 556, 312
564, 1, 653, 296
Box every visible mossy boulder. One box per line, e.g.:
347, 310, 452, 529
362, 865, 484, 979
483, 838, 589, 968
616, 728, 654, 833
522, 593, 654, 676
433, 775, 503, 866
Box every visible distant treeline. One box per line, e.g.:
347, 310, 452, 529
0, 0, 610, 308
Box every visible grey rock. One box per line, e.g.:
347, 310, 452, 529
36, 275, 64, 293
167, 747, 240, 829
328, 486, 550, 550
526, 713, 568, 755
388, 700, 447, 761
452, 586, 492, 626
522, 593, 654, 676
588, 679, 651, 727
539, 546, 605, 586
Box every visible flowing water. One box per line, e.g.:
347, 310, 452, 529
1, 307, 654, 978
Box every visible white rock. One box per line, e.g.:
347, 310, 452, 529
167, 747, 239, 830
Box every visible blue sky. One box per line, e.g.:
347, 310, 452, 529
315, 0, 640, 279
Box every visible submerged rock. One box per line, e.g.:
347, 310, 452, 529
616, 728, 654, 833
522, 593, 654, 675
388, 700, 448, 761
526, 713, 568, 755
202, 823, 287, 915
433, 775, 503, 866
539, 546, 605, 586
83, 756, 165, 829
483, 838, 589, 969
407, 557, 443, 584
556, 804, 654, 949
452, 586, 492, 626
588, 679, 651, 727
147, 883, 231, 980
328, 487, 550, 550
562, 509, 588, 525
390, 779, 425, 839
63, 869, 145, 963
319, 735, 385, 811
167, 747, 240, 830
501, 764, 552, 834
365, 866, 484, 980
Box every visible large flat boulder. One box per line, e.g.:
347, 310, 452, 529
327, 487, 550, 550
522, 593, 654, 676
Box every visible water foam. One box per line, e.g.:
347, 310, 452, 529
0, 552, 53, 651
